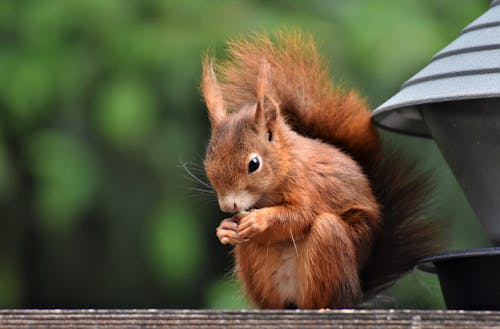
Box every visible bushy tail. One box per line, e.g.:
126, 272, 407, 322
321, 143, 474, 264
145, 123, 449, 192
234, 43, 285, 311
215, 30, 442, 297
360, 151, 443, 296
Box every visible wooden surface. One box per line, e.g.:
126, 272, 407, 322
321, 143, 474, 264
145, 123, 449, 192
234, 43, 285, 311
1, 309, 500, 328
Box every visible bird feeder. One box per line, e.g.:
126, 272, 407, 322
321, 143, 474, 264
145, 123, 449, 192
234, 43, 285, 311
372, 0, 500, 309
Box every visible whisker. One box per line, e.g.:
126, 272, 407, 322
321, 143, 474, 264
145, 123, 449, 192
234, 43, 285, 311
184, 192, 218, 206
188, 187, 216, 195
178, 161, 213, 190
181, 160, 206, 170
178, 160, 219, 207
181, 162, 206, 173
182, 174, 212, 189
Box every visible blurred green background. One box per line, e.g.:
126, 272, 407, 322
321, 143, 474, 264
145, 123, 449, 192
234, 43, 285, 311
0, 0, 493, 308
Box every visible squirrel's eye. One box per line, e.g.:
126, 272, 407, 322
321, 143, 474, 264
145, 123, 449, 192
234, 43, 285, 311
248, 156, 260, 174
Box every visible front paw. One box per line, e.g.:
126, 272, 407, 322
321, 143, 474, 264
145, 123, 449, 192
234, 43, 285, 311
236, 209, 269, 240
216, 217, 247, 245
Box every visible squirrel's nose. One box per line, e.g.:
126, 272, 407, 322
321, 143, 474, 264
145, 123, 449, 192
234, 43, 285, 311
218, 197, 238, 213
218, 192, 253, 213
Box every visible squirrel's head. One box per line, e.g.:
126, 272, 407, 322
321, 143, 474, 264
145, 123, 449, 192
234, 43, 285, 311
201, 59, 286, 213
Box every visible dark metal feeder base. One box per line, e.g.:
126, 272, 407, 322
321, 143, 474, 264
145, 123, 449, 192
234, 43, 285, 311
417, 247, 500, 310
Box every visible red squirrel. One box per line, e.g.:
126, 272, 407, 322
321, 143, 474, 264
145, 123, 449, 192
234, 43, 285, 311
201, 31, 441, 309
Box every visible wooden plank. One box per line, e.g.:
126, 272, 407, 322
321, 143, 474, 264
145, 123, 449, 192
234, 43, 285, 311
0, 309, 500, 329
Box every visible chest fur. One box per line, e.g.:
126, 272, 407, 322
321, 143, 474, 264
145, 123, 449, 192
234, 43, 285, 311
275, 246, 298, 303
234, 242, 300, 306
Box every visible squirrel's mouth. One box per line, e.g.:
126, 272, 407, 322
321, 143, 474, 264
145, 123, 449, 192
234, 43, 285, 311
236, 207, 257, 216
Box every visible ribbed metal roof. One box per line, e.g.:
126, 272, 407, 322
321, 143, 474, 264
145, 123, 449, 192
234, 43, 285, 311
372, 0, 500, 137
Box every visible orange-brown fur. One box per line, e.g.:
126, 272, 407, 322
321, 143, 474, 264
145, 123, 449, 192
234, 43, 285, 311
201, 31, 441, 309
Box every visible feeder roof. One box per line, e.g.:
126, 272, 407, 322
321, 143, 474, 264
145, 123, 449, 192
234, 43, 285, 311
372, 0, 500, 137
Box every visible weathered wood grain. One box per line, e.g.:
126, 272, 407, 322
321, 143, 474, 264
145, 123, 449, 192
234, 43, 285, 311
1, 309, 500, 329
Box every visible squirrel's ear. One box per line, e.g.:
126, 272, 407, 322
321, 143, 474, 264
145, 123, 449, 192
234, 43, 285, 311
255, 60, 279, 130
201, 57, 226, 128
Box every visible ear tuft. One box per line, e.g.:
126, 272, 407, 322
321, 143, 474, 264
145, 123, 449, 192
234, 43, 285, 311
255, 59, 279, 132
201, 56, 226, 127
257, 59, 271, 103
